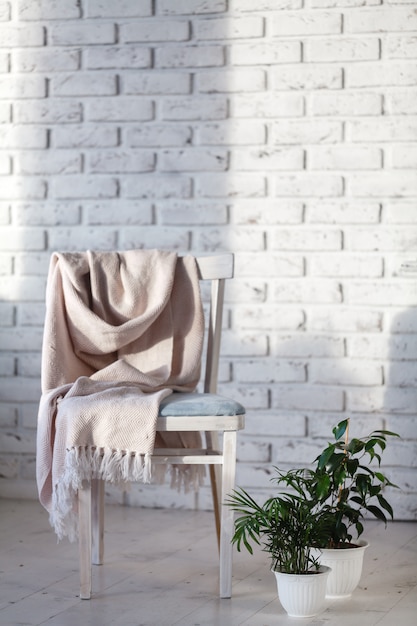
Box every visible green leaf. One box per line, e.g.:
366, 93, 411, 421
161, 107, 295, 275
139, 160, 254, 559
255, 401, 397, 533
318, 444, 336, 470
333, 419, 348, 441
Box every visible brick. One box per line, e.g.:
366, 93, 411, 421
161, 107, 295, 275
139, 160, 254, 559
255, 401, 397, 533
156, 45, 224, 68
194, 16, 264, 40
195, 174, 266, 198
387, 36, 417, 58
0, 275, 46, 301
121, 20, 189, 43
85, 0, 152, 17
0, 457, 19, 478
0, 25, 44, 47
271, 385, 344, 411
0, 355, 14, 375
52, 176, 118, 199
123, 72, 191, 95
272, 11, 342, 35
14, 49, 80, 72
227, 278, 266, 303
237, 439, 271, 463
14, 101, 82, 124
348, 172, 417, 197
309, 359, 383, 385
85, 201, 153, 225
49, 23, 116, 46
272, 228, 342, 251
237, 0, 302, 9
274, 174, 343, 197
305, 37, 380, 62
0, 254, 12, 274
14, 252, 50, 275
388, 362, 417, 387
385, 92, 417, 114
124, 175, 192, 199
119, 227, 190, 250
0, 51, 9, 72
348, 387, 417, 415
237, 252, 304, 277
20, 403, 40, 428
272, 120, 342, 144
272, 65, 343, 90
17, 353, 41, 377
87, 150, 155, 173
162, 96, 227, 120
0, 2, 10, 20
237, 358, 306, 384
159, 148, 228, 171
0, 428, 37, 451
0, 179, 46, 201
0, 76, 46, 99
158, 0, 227, 15
49, 227, 117, 251
346, 62, 417, 87
51, 73, 117, 97
348, 117, 417, 142
392, 145, 417, 168
230, 41, 301, 65
196, 68, 266, 93
197, 121, 266, 145
307, 201, 381, 223
0, 205, 11, 227
0, 228, 45, 252
232, 93, 304, 118
231, 201, 304, 225
86, 46, 151, 70
273, 280, 343, 304
16, 152, 82, 175
346, 227, 417, 251
310, 254, 383, 278
85, 98, 153, 122
310, 0, 381, 6
158, 202, 227, 225
0, 126, 47, 149
128, 124, 192, 147
236, 305, 305, 331
195, 226, 265, 251
17, 302, 45, 326
383, 203, 417, 223
17, 0, 80, 20
53, 125, 118, 148
348, 282, 417, 307
0, 102, 10, 122
0, 154, 10, 174
233, 147, 303, 171
0, 303, 14, 327
308, 308, 383, 333
308, 146, 382, 170
14, 203, 81, 226
222, 331, 268, 356
310, 92, 382, 116
345, 7, 417, 33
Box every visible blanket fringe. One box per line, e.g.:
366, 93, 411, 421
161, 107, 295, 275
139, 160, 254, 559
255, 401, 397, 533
51, 447, 203, 541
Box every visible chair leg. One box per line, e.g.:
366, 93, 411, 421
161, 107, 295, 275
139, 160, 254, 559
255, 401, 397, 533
206, 431, 222, 550
92, 478, 104, 566
219, 430, 237, 599
78, 479, 92, 600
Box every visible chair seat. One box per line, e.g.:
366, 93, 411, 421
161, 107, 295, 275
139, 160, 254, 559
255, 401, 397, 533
159, 392, 245, 417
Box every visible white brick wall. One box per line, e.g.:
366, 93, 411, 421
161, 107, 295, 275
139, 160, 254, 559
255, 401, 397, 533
0, 0, 416, 520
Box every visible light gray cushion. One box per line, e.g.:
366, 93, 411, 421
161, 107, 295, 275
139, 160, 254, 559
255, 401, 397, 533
158, 392, 245, 417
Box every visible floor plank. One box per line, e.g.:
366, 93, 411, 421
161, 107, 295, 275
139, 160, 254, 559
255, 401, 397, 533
0, 500, 416, 625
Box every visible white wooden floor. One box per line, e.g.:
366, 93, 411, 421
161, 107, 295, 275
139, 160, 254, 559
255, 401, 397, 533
0, 499, 416, 626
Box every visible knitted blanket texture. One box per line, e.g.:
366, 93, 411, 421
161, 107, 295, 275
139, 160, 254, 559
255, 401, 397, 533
36, 250, 204, 540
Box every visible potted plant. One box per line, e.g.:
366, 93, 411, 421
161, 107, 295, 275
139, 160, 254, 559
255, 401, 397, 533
308, 418, 400, 598
226, 469, 332, 618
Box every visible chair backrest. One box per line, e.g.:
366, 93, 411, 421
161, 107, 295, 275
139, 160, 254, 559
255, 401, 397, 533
194, 253, 234, 395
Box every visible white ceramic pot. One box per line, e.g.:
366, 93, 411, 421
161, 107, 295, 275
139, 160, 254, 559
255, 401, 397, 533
312, 540, 369, 599
273, 566, 331, 618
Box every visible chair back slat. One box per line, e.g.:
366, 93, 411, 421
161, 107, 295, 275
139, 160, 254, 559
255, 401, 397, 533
194, 254, 234, 395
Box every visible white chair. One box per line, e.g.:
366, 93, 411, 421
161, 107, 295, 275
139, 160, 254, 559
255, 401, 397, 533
77, 253, 245, 599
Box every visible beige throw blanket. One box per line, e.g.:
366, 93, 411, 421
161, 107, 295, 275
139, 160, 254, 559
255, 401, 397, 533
36, 250, 204, 540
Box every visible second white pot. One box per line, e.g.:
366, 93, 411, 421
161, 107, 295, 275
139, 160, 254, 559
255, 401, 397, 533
312, 540, 369, 599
